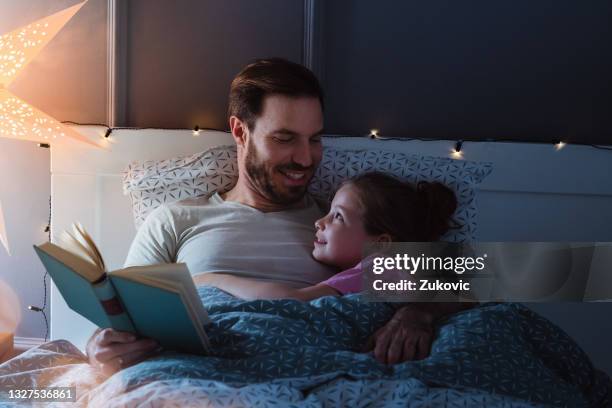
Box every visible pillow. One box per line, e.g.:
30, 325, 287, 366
122, 145, 238, 228
122, 143, 492, 242
308, 148, 493, 242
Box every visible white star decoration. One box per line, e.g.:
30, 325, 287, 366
0, 1, 100, 147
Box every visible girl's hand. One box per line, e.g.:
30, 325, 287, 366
363, 305, 435, 364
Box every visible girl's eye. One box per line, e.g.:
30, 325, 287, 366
334, 212, 344, 222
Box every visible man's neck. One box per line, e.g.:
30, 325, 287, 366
222, 180, 308, 213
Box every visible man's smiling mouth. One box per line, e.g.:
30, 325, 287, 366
282, 171, 306, 180
278, 169, 310, 185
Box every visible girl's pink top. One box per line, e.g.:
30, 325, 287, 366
320, 262, 362, 295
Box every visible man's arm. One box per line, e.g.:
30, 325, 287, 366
195, 273, 339, 301
363, 302, 476, 365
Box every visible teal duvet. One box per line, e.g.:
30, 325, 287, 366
111, 286, 611, 407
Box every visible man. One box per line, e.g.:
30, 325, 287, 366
87, 58, 465, 375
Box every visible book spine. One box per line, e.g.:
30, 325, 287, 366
92, 278, 136, 333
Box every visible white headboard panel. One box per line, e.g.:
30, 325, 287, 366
50, 126, 235, 349
50, 126, 612, 375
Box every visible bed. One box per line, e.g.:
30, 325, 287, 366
1, 126, 611, 406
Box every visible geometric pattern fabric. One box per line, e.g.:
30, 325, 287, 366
1, 289, 609, 407
309, 148, 493, 242
123, 142, 493, 241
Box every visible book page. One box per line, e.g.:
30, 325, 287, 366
36, 242, 105, 283
74, 223, 105, 271
56, 223, 104, 271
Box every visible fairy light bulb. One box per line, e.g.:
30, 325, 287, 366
451, 140, 463, 159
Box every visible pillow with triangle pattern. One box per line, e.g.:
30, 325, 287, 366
122, 143, 492, 242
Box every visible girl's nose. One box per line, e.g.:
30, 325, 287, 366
315, 218, 325, 231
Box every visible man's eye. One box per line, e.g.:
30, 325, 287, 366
310, 136, 322, 144
274, 136, 293, 143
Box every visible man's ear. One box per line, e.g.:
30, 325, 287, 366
229, 116, 248, 148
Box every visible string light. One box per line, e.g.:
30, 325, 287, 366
369, 129, 379, 138
555, 141, 566, 151
450, 140, 464, 159
192, 125, 202, 136
27, 195, 52, 341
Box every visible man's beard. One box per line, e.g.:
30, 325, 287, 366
244, 140, 313, 206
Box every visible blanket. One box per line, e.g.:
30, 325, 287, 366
1, 286, 610, 407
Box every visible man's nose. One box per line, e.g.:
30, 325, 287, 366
291, 141, 314, 168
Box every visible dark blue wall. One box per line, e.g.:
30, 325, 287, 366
125, 0, 304, 129
322, 0, 612, 144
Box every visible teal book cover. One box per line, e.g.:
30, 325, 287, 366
33, 246, 135, 333
34, 244, 208, 354
109, 275, 207, 354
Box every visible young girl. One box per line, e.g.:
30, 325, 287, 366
196, 171, 458, 300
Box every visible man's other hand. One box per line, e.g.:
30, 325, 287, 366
363, 305, 435, 365
86, 328, 160, 376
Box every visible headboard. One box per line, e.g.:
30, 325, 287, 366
50, 125, 612, 374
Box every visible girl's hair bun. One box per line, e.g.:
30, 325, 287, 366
417, 181, 459, 240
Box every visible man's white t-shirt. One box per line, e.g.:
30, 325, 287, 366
124, 192, 337, 287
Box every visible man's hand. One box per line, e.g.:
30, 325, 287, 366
363, 305, 435, 365
86, 328, 160, 376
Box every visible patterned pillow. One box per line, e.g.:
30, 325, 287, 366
308, 148, 493, 242
122, 144, 492, 242
122, 145, 239, 228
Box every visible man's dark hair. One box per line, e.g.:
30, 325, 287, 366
228, 58, 324, 131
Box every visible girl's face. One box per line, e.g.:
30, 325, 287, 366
312, 184, 381, 270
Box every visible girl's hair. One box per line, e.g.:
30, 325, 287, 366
343, 172, 460, 241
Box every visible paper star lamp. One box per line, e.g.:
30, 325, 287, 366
0, 1, 100, 147
0, 200, 9, 256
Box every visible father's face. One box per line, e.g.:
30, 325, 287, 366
244, 95, 323, 205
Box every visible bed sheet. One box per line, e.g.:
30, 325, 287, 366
1, 287, 610, 407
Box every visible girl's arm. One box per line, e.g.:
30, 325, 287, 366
194, 273, 339, 301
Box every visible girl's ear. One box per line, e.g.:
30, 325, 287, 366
372, 233, 393, 252
374, 233, 392, 244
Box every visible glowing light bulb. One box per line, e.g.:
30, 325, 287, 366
451, 140, 464, 159
369, 129, 379, 138
555, 141, 566, 151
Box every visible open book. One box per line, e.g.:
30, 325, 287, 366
34, 223, 210, 354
